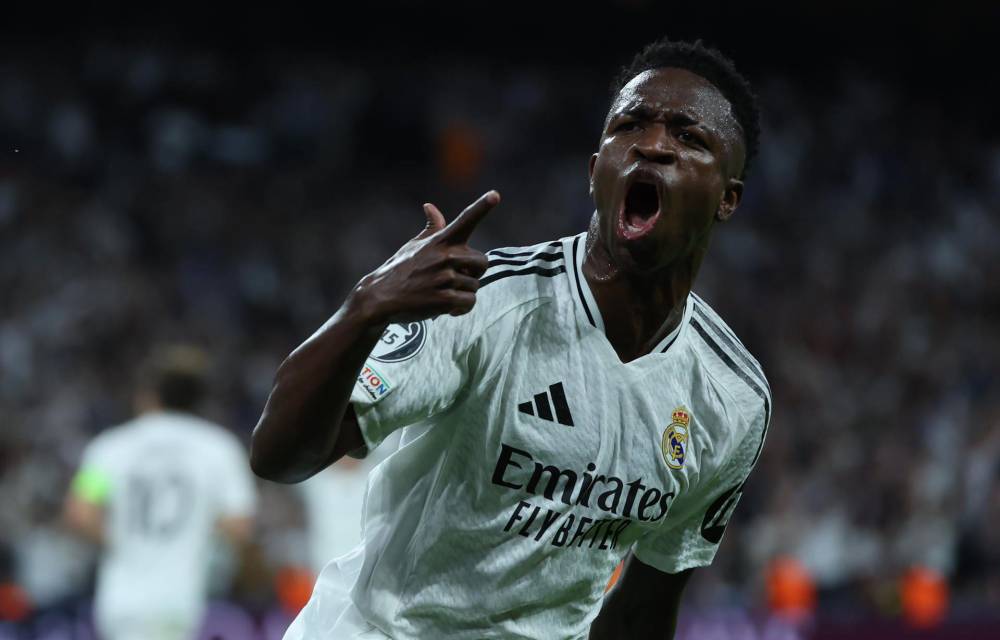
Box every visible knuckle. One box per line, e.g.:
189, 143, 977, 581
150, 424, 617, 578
447, 290, 474, 305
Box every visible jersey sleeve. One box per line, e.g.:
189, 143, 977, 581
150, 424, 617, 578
70, 437, 115, 505
349, 312, 483, 453
632, 408, 767, 574
214, 436, 258, 519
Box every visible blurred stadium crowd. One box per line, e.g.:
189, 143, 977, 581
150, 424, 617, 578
1, 40, 998, 631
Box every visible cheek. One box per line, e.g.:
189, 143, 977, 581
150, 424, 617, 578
592, 160, 618, 205
684, 163, 726, 207
666, 177, 721, 238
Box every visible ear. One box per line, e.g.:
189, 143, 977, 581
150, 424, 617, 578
588, 153, 598, 196
716, 178, 743, 222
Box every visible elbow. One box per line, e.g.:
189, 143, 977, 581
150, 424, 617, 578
250, 439, 289, 484
249, 418, 318, 485
249, 442, 275, 482
248, 440, 276, 481
249, 417, 291, 483
249, 369, 314, 483
249, 446, 302, 484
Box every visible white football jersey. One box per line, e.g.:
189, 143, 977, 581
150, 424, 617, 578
288, 232, 770, 640
73, 411, 257, 632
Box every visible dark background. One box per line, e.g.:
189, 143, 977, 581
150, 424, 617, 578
2, 2, 999, 638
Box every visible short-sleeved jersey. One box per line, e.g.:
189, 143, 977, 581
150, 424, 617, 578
72, 411, 257, 627
291, 232, 770, 639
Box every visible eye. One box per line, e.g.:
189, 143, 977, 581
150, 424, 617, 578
614, 121, 639, 132
678, 130, 705, 147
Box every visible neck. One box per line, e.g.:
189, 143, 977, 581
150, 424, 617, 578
582, 225, 703, 363
133, 393, 163, 415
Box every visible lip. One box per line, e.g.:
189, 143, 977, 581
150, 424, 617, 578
616, 166, 665, 242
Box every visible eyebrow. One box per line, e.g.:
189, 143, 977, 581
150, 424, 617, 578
611, 104, 715, 137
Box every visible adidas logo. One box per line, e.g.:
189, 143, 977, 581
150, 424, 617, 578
518, 382, 574, 427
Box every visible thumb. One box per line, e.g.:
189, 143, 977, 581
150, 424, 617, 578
416, 203, 447, 239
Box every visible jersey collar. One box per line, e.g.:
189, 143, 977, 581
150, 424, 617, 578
565, 232, 692, 357
566, 233, 605, 333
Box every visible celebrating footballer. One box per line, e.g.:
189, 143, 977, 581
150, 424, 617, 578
252, 36, 772, 640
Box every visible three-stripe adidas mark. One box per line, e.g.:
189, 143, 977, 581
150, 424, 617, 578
518, 382, 574, 427
480, 242, 565, 288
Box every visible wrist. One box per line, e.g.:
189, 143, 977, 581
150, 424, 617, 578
344, 275, 391, 332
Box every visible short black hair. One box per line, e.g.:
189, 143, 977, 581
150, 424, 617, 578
139, 345, 210, 412
609, 37, 761, 179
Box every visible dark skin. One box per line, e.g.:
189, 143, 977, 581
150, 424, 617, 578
251, 65, 745, 639
586, 67, 746, 638
250, 193, 499, 482
586, 67, 745, 363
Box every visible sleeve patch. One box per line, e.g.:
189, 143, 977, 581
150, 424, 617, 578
72, 467, 112, 505
356, 363, 393, 403
370, 322, 426, 363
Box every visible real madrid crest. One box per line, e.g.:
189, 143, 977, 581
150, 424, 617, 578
661, 406, 692, 470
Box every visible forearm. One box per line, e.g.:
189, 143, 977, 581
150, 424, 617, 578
63, 497, 106, 547
250, 291, 385, 483
589, 560, 690, 640
250, 191, 499, 482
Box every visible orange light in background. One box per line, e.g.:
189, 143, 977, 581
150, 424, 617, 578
900, 565, 948, 628
765, 556, 816, 622
0, 583, 31, 622
274, 566, 315, 616
605, 560, 624, 593
439, 122, 484, 187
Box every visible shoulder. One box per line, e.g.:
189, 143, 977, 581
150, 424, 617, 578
82, 416, 142, 459
432, 237, 570, 340
177, 415, 247, 456
129, 411, 246, 460
686, 292, 771, 453
478, 237, 569, 306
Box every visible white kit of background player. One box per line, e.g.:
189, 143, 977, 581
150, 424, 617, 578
284, 234, 770, 639
69, 410, 257, 640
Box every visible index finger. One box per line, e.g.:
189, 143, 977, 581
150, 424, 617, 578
439, 190, 501, 244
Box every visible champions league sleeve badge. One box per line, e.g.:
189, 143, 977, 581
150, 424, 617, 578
661, 407, 691, 470
371, 322, 426, 363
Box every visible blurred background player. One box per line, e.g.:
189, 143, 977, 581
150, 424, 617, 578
295, 431, 400, 575
252, 36, 771, 639
63, 345, 258, 640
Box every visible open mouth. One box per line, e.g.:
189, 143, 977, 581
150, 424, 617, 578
618, 179, 661, 240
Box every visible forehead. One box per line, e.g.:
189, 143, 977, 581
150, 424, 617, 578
608, 67, 740, 141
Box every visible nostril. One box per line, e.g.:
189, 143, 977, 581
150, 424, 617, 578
634, 140, 676, 164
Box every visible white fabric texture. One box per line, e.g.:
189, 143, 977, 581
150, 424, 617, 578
78, 410, 257, 634
288, 233, 770, 639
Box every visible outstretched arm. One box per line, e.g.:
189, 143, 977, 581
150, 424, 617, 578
249, 191, 499, 484
589, 553, 693, 640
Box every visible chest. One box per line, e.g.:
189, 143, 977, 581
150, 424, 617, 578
467, 314, 732, 530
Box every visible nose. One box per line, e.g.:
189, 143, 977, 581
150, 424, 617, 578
632, 124, 676, 164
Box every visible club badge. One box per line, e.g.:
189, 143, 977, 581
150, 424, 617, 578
661, 406, 691, 470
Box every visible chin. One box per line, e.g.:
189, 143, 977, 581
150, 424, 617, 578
614, 237, 669, 275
